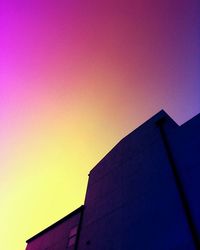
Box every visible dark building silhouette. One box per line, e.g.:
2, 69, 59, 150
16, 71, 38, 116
25, 110, 200, 250
26, 207, 83, 250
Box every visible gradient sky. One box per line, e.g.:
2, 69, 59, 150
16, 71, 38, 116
0, 0, 200, 249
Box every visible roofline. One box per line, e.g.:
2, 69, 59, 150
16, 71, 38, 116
89, 109, 176, 175
26, 205, 84, 243
180, 112, 200, 127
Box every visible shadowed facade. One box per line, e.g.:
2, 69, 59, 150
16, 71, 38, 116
26, 207, 83, 250
25, 110, 200, 250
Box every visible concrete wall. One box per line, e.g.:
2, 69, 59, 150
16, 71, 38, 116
77, 111, 196, 250
25, 111, 200, 250
26, 207, 82, 250
166, 113, 200, 241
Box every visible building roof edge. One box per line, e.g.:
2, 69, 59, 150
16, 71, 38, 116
26, 205, 84, 243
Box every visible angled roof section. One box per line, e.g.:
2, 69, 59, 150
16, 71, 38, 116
26, 205, 84, 243
89, 110, 178, 179
180, 112, 200, 129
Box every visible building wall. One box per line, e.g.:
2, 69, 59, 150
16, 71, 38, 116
26, 207, 82, 250
167, 114, 200, 240
77, 111, 196, 250
25, 111, 200, 250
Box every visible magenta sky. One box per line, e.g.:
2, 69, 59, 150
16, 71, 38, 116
1, 1, 200, 249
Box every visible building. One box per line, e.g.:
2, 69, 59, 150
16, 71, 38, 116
26, 206, 83, 250
25, 110, 200, 250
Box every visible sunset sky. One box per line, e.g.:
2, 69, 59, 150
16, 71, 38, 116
0, 0, 200, 249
